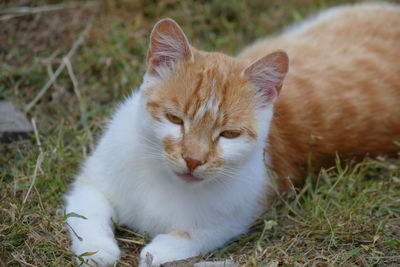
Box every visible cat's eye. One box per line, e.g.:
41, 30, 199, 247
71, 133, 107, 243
166, 113, 183, 125
220, 130, 241, 139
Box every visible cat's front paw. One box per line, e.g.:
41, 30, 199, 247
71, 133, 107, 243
73, 236, 121, 266
139, 232, 197, 267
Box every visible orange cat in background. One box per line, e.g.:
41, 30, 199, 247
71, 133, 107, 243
66, 3, 400, 266
240, 3, 400, 191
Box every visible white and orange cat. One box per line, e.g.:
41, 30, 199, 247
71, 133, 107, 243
65, 3, 400, 266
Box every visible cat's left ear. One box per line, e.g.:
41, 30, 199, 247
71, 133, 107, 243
147, 18, 194, 77
242, 50, 289, 104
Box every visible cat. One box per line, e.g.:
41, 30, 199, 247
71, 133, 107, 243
65, 2, 400, 266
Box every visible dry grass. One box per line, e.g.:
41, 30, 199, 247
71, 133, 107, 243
1, 0, 399, 266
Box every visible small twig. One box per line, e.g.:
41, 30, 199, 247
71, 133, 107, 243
116, 237, 145, 246
0, 13, 24, 21
25, 19, 93, 112
64, 58, 82, 102
11, 257, 36, 267
45, 49, 60, 80
284, 237, 298, 252
26, 57, 65, 112
65, 56, 94, 144
263, 239, 295, 259
22, 153, 44, 208
31, 118, 42, 153
286, 214, 310, 226
65, 57, 87, 120
65, 222, 83, 241
46, 63, 58, 89
112, 217, 146, 239
0, 1, 98, 21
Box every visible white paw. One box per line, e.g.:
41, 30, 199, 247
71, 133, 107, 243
138, 233, 198, 267
73, 236, 121, 266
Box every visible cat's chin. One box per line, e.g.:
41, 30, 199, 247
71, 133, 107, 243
174, 172, 204, 183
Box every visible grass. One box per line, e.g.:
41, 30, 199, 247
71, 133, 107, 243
1, 0, 399, 266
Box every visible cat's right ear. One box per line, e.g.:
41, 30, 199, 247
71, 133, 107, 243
146, 18, 194, 78
242, 50, 289, 105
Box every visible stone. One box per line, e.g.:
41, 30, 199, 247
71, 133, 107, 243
0, 101, 33, 142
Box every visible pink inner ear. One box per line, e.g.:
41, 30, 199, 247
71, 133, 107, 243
243, 50, 289, 104
248, 65, 282, 102
149, 55, 175, 76
147, 18, 193, 77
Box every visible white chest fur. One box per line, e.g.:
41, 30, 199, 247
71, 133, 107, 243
80, 92, 268, 238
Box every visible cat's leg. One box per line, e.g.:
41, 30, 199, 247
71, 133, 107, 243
139, 227, 241, 266
65, 179, 120, 266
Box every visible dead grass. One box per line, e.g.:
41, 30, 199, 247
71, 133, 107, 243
1, 0, 399, 266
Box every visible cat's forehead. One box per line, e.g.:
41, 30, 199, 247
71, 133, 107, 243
146, 52, 258, 129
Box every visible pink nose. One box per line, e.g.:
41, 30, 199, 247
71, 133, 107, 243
184, 157, 203, 172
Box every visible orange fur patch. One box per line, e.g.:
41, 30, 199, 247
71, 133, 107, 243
169, 230, 191, 240
239, 4, 400, 191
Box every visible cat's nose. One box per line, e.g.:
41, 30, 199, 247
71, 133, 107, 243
184, 157, 203, 172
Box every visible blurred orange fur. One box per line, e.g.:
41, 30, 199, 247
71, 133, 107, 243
239, 3, 400, 190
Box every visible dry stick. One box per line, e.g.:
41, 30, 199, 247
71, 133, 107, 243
22, 153, 44, 208
262, 239, 294, 259
46, 63, 59, 92
65, 222, 83, 241
25, 19, 93, 113
0, 1, 97, 21
0, 13, 25, 20
112, 217, 145, 239
116, 237, 145, 246
31, 118, 42, 153
64, 57, 86, 122
45, 49, 61, 89
117, 261, 131, 267
64, 56, 95, 146
12, 257, 36, 267
25, 56, 66, 112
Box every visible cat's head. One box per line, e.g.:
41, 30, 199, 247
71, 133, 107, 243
140, 18, 288, 185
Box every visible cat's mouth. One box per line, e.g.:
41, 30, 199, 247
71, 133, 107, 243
175, 172, 203, 183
